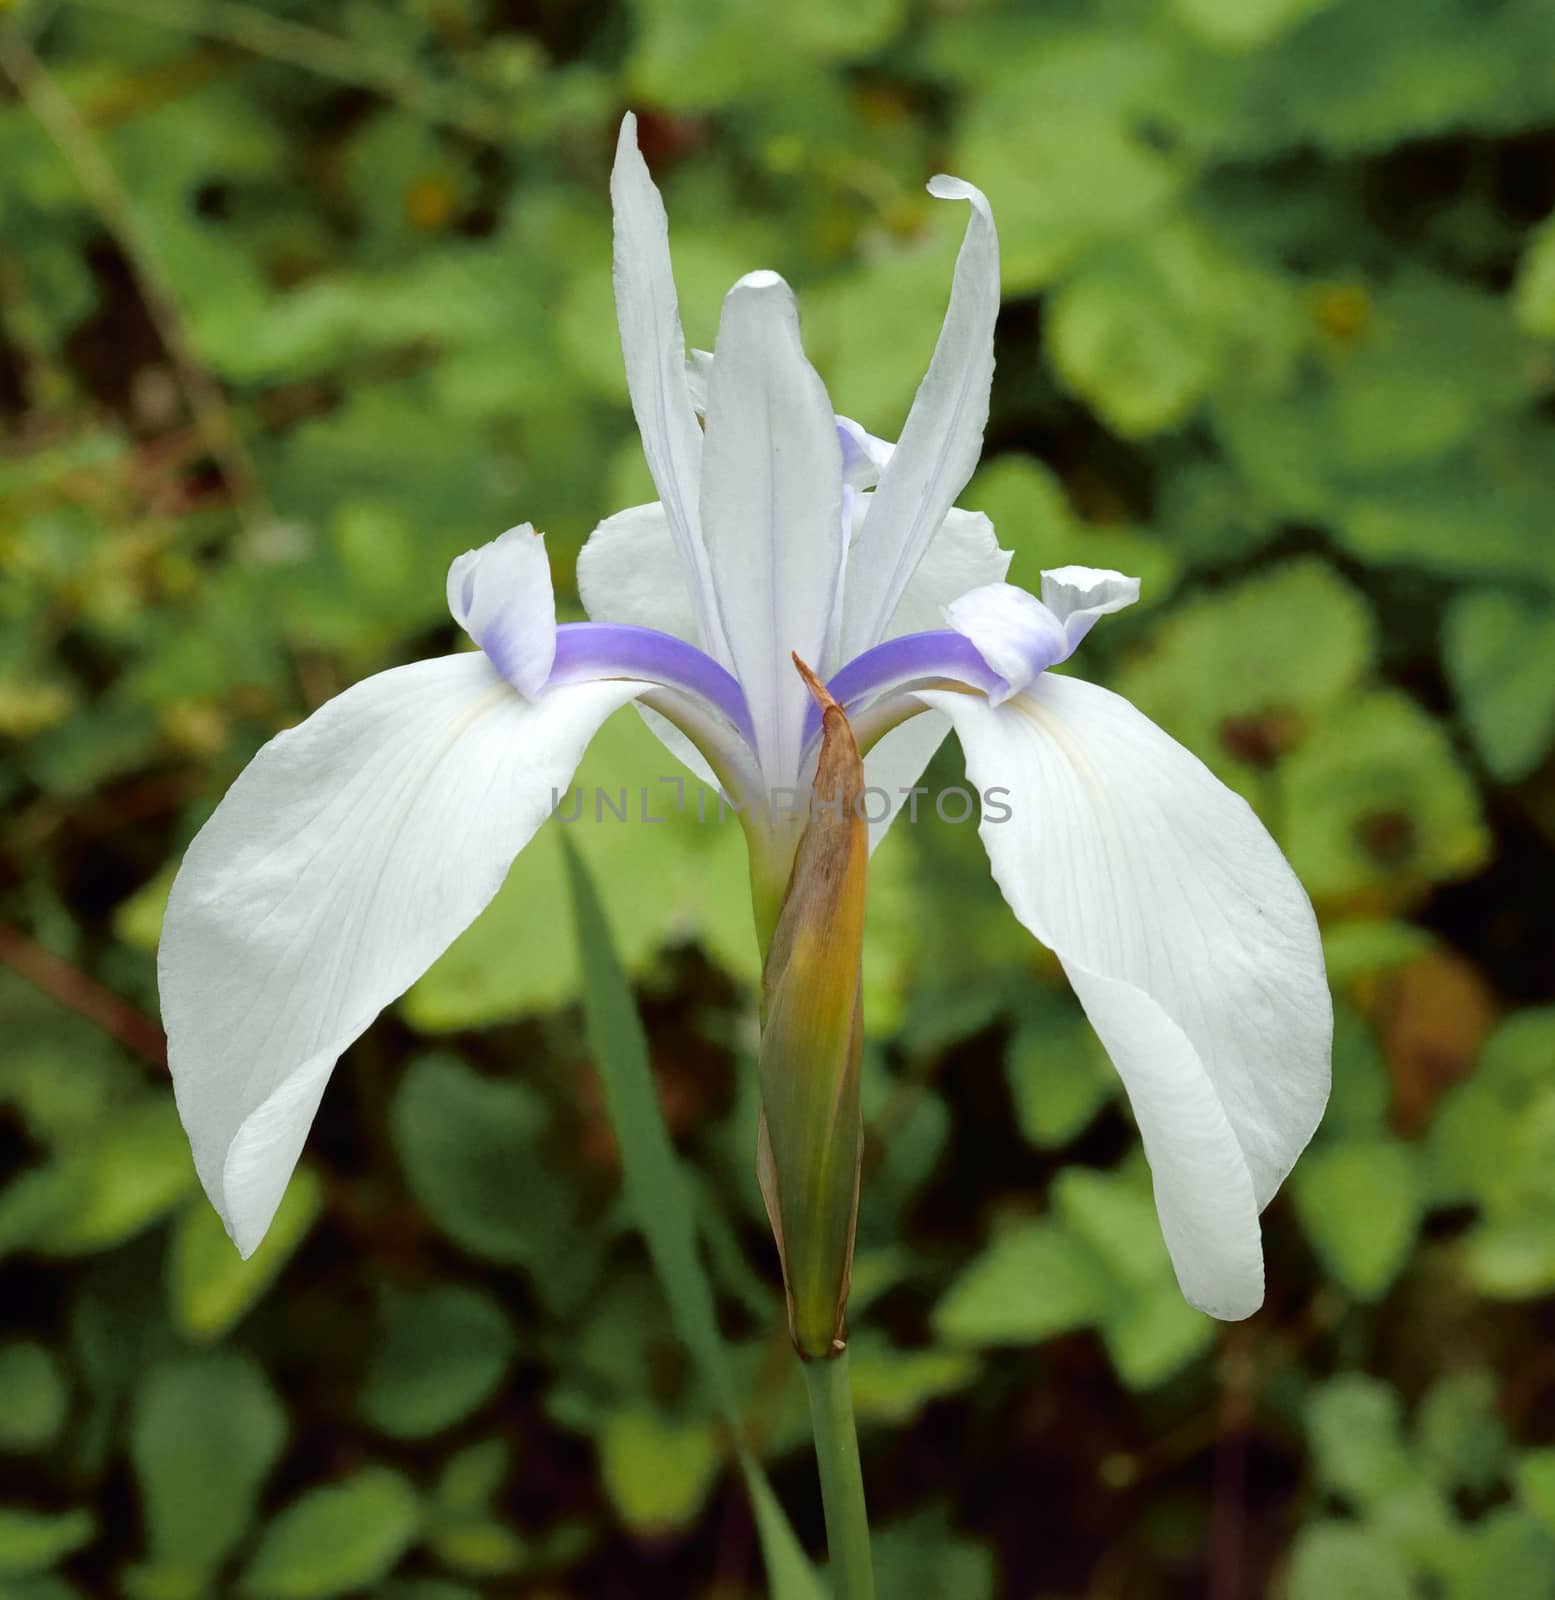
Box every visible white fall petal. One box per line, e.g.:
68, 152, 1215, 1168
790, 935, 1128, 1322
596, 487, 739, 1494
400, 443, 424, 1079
159, 654, 643, 1255
921, 674, 1331, 1319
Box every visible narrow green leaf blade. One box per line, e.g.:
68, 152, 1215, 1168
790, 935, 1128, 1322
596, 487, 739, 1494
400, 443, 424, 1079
562, 836, 822, 1600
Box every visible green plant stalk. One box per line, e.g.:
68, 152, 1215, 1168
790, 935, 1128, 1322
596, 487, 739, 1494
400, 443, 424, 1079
802, 1350, 875, 1600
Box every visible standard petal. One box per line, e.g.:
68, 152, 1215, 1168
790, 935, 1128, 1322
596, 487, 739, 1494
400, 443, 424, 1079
839, 177, 1000, 661
611, 114, 727, 663
920, 675, 1331, 1318
836, 415, 895, 489
446, 523, 557, 698
701, 270, 845, 784
831, 504, 1009, 848
877, 506, 1012, 642
575, 504, 724, 788
688, 350, 893, 488
576, 502, 699, 645
159, 653, 642, 1256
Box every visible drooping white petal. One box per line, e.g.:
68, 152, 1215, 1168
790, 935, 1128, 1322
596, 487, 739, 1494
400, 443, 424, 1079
839, 177, 1000, 662
159, 654, 642, 1256
446, 523, 556, 698
920, 675, 1331, 1318
701, 270, 845, 783
944, 582, 1068, 705
576, 502, 699, 645
610, 114, 727, 664
1040, 566, 1140, 657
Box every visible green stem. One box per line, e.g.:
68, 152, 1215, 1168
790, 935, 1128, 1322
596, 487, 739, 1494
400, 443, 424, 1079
802, 1350, 875, 1600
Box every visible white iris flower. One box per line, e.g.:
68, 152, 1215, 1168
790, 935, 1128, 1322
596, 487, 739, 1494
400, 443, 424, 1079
159, 115, 1330, 1321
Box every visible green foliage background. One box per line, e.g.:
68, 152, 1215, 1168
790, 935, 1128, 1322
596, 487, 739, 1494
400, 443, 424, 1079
3, 0, 1555, 1593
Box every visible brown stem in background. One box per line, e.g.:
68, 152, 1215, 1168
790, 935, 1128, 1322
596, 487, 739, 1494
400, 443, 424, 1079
0, 918, 167, 1068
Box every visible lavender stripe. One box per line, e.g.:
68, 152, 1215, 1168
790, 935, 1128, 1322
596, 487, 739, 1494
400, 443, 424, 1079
550, 623, 756, 747
810, 629, 1010, 744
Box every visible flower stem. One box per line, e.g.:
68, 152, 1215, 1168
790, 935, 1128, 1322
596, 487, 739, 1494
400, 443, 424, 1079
802, 1349, 875, 1600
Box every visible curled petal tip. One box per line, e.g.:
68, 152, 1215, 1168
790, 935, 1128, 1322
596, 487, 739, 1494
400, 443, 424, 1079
926, 173, 978, 202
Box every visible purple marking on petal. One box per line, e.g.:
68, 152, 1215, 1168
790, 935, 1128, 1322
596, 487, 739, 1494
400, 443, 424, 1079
810, 629, 1010, 745
550, 622, 756, 748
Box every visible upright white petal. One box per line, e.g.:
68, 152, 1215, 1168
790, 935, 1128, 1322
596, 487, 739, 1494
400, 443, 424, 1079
836, 415, 895, 489
849, 506, 1011, 850
575, 499, 1010, 672
874, 506, 1011, 643
576, 502, 700, 645
701, 270, 845, 783
921, 675, 1331, 1319
159, 654, 642, 1255
839, 177, 1000, 661
611, 114, 727, 664
688, 350, 893, 490
685, 348, 714, 414
446, 523, 557, 698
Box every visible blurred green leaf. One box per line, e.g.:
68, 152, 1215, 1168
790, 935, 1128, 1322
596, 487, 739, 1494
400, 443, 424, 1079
1444, 589, 1555, 782
1517, 1450, 1555, 1534
30, 1098, 196, 1257
1100, 1283, 1215, 1391
1286, 1521, 1414, 1600
0, 1510, 95, 1577
421, 1440, 535, 1577
951, 32, 1184, 292
1419, 1371, 1509, 1497
1049, 223, 1299, 437
1003, 1006, 1114, 1150
166, 1166, 324, 1342
966, 455, 1178, 599
1290, 1139, 1421, 1300
1170, 0, 1339, 51
1444, 1509, 1555, 1600
129, 1354, 286, 1586
390, 1054, 588, 1304
1115, 557, 1375, 790
598, 1408, 720, 1536
239, 1469, 420, 1600
1280, 690, 1490, 904
846, 1333, 977, 1427
359, 1283, 515, 1440
0, 1345, 68, 1454
1464, 1220, 1555, 1301
1307, 1375, 1418, 1508
874, 1509, 995, 1600
1514, 214, 1555, 337
933, 1220, 1108, 1346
